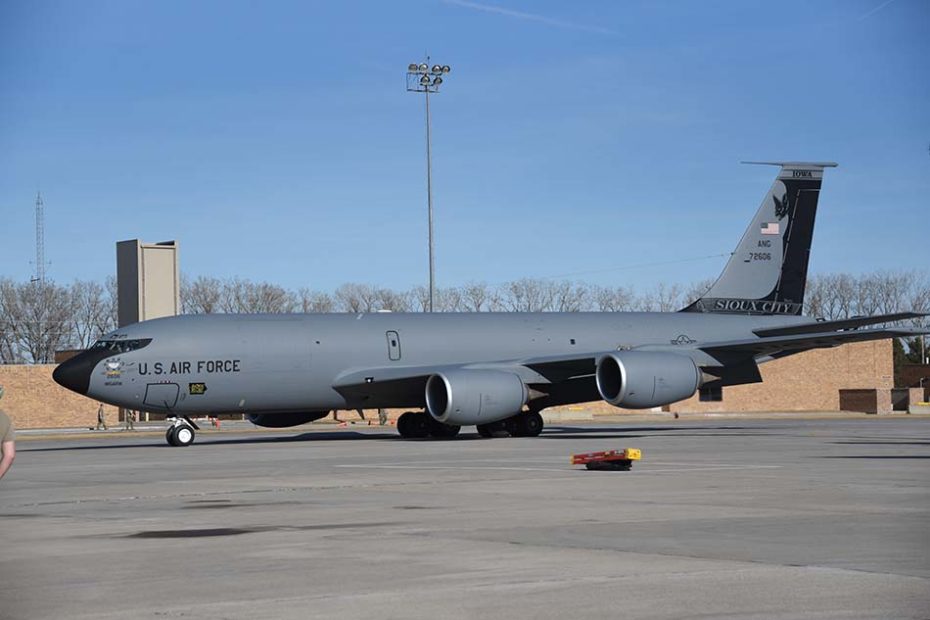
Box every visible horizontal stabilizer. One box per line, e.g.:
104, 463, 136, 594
753, 312, 927, 338
701, 326, 928, 360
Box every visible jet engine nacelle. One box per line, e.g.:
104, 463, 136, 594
247, 411, 329, 428
425, 369, 527, 426
595, 351, 701, 409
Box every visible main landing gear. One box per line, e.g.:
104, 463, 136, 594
165, 416, 199, 447
396, 411, 461, 439
476, 410, 543, 438
396, 410, 544, 439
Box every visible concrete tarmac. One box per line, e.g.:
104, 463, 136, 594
1, 418, 928, 619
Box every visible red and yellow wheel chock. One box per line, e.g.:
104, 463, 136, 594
571, 448, 641, 471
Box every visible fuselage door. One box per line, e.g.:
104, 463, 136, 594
143, 383, 180, 409
386, 331, 402, 361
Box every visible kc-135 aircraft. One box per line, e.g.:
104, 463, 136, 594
54, 162, 927, 446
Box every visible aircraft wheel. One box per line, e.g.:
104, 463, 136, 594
428, 418, 460, 439
166, 426, 179, 446
397, 412, 413, 437
502, 417, 518, 437
397, 412, 430, 439
408, 412, 432, 438
477, 421, 510, 438
512, 411, 544, 437
173, 424, 195, 447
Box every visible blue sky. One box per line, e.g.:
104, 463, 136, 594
1, 0, 927, 293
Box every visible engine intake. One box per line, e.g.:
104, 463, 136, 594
596, 351, 700, 409
247, 411, 329, 428
425, 369, 527, 426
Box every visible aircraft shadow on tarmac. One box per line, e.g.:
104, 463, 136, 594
816, 455, 930, 459
21, 424, 780, 452
20, 430, 399, 451
117, 521, 400, 540
540, 425, 779, 439
831, 440, 930, 446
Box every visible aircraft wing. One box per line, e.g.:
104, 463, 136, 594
332, 364, 455, 406
700, 326, 927, 361
331, 353, 601, 407
333, 324, 927, 406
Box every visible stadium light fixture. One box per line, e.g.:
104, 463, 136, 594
405, 58, 452, 313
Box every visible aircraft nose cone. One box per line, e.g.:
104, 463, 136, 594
53, 354, 94, 395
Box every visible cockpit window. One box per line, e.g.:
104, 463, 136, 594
89, 338, 152, 354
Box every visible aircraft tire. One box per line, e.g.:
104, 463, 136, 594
166, 426, 179, 446
174, 424, 195, 447
427, 418, 461, 439
520, 411, 544, 437
477, 421, 510, 438
408, 413, 432, 438
397, 412, 412, 437
397, 412, 430, 439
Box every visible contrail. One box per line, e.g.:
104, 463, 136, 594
858, 0, 898, 21
443, 0, 616, 35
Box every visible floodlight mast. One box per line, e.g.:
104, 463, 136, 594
406, 58, 451, 312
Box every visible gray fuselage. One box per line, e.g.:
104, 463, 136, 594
62, 311, 807, 416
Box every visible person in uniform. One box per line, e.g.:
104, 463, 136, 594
377, 408, 388, 426
95, 403, 108, 430
124, 409, 135, 431
0, 387, 16, 481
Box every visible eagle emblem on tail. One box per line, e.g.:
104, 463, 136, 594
773, 191, 790, 220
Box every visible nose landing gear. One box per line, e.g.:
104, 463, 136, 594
166, 416, 199, 447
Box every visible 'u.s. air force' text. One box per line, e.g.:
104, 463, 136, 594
139, 360, 241, 375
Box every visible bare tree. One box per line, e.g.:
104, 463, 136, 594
0, 280, 74, 363
334, 283, 383, 313
636, 283, 684, 312
406, 286, 430, 313
682, 278, 716, 307
183, 275, 223, 314
438, 287, 465, 312
378, 288, 411, 312
551, 281, 589, 312
104, 275, 119, 328
297, 288, 335, 313
501, 278, 556, 312
0, 279, 20, 363
461, 282, 491, 312
70, 280, 114, 349
593, 285, 635, 312
220, 278, 296, 314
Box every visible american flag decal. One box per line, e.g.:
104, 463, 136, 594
760, 222, 780, 235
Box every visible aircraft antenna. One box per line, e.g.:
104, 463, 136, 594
32, 190, 47, 284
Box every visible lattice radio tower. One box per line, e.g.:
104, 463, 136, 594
32, 191, 46, 284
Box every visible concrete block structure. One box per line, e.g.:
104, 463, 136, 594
116, 240, 180, 327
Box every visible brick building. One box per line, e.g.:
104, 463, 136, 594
0, 364, 117, 430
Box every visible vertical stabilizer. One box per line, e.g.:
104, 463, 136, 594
681, 161, 836, 315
